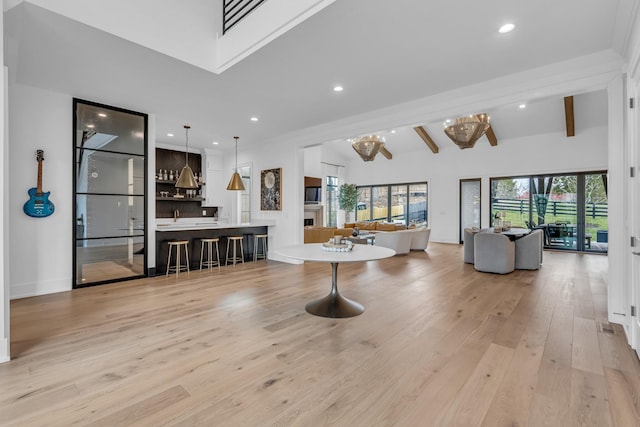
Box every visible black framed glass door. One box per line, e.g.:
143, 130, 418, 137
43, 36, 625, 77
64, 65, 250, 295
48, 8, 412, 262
73, 99, 148, 287
489, 171, 607, 253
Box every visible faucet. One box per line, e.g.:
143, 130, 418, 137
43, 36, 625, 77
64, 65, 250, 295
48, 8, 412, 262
174, 209, 179, 222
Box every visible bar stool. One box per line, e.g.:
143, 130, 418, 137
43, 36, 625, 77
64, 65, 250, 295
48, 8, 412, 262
254, 234, 268, 262
166, 240, 190, 277
225, 236, 244, 266
200, 238, 221, 272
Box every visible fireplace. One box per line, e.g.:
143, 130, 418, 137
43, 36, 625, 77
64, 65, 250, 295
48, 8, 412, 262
304, 204, 323, 227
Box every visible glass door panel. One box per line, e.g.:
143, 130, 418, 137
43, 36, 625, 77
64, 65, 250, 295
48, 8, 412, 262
409, 183, 428, 226
371, 186, 389, 221
356, 187, 371, 222
539, 175, 578, 250
460, 179, 480, 243
584, 173, 608, 253
326, 176, 338, 227
74, 99, 147, 287
390, 185, 407, 224
491, 177, 530, 228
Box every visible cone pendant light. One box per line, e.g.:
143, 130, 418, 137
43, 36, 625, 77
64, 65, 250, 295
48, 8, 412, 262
175, 125, 199, 189
227, 136, 245, 191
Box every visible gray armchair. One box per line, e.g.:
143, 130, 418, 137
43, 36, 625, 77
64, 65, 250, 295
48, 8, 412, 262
463, 227, 490, 263
515, 229, 543, 270
463, 228, 477, 263
474, 232, 515, 274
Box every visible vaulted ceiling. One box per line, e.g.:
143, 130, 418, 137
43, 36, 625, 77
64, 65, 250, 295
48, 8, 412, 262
4, 0, 631, 157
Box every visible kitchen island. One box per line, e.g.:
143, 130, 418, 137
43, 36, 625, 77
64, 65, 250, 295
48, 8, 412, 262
155, 220, 274, 274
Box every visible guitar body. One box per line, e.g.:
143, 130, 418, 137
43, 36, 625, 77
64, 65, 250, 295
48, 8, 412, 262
23, 187, 55, 218
24, 149, 55, 218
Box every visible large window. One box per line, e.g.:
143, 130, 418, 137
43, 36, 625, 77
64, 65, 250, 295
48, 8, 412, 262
356, 182, 428, 225
490, 172, 608, 253
239, 165, 251, 223
326, 176, 338, 227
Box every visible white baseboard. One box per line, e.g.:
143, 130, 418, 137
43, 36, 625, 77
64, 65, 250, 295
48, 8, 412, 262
268, 253, 303, 264
11, 277, 71, 300
0, 338, 9, 363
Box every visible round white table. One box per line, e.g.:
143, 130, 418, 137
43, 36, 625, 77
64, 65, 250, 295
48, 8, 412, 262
275, 243, 395, 318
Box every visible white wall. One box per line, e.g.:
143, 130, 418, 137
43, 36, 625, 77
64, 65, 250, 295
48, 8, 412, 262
9, 83, 72, 298
1, 21, 10, 361
8, 83, 158, 297
7, 0, 220, 73
347, 126, 608, 244
236, 139, 303, 262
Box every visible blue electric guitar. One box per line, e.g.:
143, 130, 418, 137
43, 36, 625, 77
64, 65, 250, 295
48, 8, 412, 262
23, 150, 55, 218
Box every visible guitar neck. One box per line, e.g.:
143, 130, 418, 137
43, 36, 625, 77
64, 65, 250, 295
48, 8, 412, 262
36, 159, 43, 196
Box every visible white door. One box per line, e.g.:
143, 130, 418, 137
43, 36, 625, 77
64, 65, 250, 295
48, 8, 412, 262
460, 179, 481, 243
630, 81, 640, 354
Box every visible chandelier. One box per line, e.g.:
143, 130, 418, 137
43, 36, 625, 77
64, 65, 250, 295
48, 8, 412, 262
351, 135, 385, 161
444, 114, 490, 149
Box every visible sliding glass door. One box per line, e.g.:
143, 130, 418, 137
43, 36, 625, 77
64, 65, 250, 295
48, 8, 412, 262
356, 182, 428, 225
584, 173, 608, 252
489, 171, 607, 253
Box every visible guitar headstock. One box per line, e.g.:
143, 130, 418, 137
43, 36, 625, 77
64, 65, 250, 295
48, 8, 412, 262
36, 150, 44, 162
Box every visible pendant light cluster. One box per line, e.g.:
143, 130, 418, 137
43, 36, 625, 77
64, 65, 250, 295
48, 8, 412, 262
175, 125, 199, 189
443, 114, 490, 149
226, 136, 245, 191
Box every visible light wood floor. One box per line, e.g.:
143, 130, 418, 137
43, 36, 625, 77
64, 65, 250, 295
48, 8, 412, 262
2, 243, 639, 426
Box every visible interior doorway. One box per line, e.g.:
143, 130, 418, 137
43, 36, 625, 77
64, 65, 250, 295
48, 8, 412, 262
459, 178, 481, 243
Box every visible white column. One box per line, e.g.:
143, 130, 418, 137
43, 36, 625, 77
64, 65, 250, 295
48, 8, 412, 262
608, 75, 628, 327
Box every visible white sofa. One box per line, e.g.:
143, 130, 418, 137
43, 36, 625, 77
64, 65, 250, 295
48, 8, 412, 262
374, 230, 413, 255
410, 227, 431, 251
375, 228, 431, 255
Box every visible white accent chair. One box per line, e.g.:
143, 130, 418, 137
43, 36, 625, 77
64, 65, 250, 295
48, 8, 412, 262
410, 227, 431, 251
474, 232, 515, 274
375, 230, 413, 255
515, 229, 544, 270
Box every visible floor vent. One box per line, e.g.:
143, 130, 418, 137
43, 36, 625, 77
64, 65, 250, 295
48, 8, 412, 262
599, 322, 617, 335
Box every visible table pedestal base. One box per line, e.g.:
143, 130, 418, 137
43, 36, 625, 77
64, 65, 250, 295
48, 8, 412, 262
305, 293, 364, 318
305, 262, 364, 318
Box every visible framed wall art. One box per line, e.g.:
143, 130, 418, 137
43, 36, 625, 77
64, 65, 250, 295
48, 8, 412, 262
260, 168, 282, 210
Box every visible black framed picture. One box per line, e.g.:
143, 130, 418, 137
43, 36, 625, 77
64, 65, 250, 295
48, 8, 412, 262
260, 168, 282, 210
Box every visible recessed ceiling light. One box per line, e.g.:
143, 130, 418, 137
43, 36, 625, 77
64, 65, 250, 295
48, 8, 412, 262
334, 85, 344, 92
250, 117, 259, 122
212, 141, 219, 145
499, 23, 515, 33
519, 104, 526, 109
167, 133, 174, 137
98, 113, 107, 118
86, 124, 95, 128
391, 130, 396, 134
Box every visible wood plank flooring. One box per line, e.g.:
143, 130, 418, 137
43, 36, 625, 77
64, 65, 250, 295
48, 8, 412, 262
1, 243, 639, 426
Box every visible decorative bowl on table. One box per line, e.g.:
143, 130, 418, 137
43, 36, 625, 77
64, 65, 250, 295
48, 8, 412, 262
322, 240, 354, 252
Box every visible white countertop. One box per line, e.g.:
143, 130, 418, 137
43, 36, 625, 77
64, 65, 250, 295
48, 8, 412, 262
275, 243, 395, 263
156, 219, 275, 232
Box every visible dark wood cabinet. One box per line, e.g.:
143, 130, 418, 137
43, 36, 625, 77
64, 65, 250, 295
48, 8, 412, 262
156, 148, 211, 218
